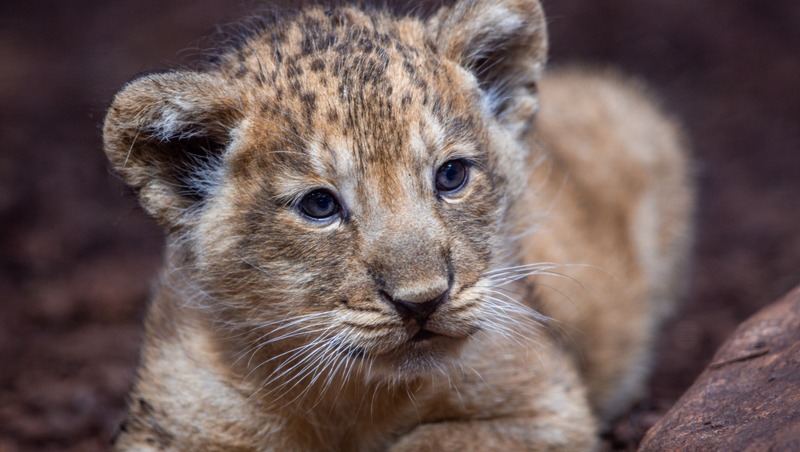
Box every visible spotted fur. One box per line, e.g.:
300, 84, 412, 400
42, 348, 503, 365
104, 0, 693, 450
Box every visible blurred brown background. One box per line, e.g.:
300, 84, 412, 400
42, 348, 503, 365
1, 1, 798, 450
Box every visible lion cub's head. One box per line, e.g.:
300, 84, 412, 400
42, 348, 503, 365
104, 0, 547, 380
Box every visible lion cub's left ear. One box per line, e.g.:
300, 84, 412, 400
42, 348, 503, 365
428, 0, 547, 134
103, 71, 243, 229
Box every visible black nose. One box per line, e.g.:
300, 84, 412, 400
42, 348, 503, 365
383, 290, 448, 324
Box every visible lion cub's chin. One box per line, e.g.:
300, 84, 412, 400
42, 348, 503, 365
368, 333, 470, 380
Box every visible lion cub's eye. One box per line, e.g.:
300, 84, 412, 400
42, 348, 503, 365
435, 159, 469, 195
298, 190, 340, 221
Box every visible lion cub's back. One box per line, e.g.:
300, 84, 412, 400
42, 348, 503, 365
523, 67, 694, 421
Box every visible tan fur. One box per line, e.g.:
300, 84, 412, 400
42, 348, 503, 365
104, 1, 693, 450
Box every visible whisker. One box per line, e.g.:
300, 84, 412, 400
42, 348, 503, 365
482, 261, 566, 277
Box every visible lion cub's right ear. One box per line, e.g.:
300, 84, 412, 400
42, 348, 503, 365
103, 71, 243, 229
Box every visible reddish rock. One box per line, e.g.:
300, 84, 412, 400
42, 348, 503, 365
640, 286, 800, 450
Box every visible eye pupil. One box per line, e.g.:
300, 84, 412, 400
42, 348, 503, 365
435, 160, 468, 193
299, 190, 339, 220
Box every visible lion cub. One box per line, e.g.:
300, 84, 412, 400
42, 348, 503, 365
104, 0, 693, 449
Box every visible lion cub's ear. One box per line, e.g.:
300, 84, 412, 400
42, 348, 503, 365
103, 71, 242, 229
428, 0, 547, 135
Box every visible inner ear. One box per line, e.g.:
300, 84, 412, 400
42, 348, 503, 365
470, 43, 530, 117
148, 134, 227, 203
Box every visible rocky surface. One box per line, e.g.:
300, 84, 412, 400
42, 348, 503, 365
641, 286, 800, 450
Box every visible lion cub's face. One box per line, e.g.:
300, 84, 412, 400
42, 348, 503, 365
205, 47, 502, 375
104, 1, 547, 378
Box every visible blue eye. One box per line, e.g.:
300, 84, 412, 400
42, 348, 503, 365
435, 159, 469, 194
298, 190, 340, 220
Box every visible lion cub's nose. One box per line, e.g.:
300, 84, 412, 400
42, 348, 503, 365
382, 290, 448, 324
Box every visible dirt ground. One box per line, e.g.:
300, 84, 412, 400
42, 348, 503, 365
1, 1, 798, 450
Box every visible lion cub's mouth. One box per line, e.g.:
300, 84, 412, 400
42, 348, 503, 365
403, 318, 454, 343
410, 328, 440, 342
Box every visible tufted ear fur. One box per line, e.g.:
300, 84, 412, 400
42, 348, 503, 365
428, 0, 548, 135
103, 71, 243, 229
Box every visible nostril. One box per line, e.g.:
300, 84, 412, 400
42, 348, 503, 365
382, 290, 448, 323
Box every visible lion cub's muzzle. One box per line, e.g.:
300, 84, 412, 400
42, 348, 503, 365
380, 288, 449, 341
374, 267, 453, 342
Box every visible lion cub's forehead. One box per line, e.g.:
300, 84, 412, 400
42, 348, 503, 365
222, 6, 485, 204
